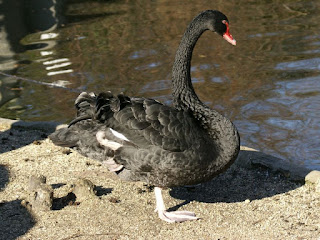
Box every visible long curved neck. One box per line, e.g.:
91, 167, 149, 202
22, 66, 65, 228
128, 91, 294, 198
172, 16, 207, 111
171, 13, 240, 167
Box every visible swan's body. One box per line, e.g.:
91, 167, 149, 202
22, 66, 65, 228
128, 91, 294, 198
50, 10, 240, 223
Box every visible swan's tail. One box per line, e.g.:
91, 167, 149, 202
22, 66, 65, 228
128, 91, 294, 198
49, 91, 133, 164
69, 91, 131, 127
49, 91, 130, 147
49, 92, 99, 147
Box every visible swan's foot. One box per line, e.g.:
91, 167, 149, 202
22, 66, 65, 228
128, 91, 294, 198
154, 187, 199, 223
156, 209, 198, 223
104, 158, 124, 172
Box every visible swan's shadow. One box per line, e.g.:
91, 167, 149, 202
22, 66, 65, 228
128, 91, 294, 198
169, 151, 303, 210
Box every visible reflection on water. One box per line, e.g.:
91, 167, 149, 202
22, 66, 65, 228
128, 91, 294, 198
0, 0, 319, 170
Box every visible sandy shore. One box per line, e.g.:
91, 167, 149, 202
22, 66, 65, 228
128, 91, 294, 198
0, 118, 319, 240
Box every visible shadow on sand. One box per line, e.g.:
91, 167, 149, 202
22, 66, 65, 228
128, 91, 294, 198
0, 119, 61, 154
0, 120, 60, 239
0, 199, 35, 240
168, 149, 308, 211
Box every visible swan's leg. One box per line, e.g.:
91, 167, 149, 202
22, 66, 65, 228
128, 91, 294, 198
154, 187, 199, 223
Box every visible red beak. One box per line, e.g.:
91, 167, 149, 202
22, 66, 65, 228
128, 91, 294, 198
222, 21, 236, 46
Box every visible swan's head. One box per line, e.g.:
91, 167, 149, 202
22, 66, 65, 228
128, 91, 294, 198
202, 10, 236, 46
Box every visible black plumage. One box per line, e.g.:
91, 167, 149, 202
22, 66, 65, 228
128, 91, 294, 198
50, 10, 240, 223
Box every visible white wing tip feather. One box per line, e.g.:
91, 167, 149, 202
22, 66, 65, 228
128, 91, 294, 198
96, 131, 123, 151
110, 128, 130, 142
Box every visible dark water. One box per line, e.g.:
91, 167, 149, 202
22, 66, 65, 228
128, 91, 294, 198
0, 0, 319, 170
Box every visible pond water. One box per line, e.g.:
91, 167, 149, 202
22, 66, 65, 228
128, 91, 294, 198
0, 0, 319, 170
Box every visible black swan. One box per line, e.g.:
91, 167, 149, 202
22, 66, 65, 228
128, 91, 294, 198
49, 10, 240, 223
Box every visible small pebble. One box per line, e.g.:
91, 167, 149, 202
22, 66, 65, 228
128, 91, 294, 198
62, 149, 72, 155
33, 140, 42, 145
27, 175, 53, 211
244, 199, 251, 203
109, 197, 120, 203
71, 178, 96, 202
28, 175, 47, 190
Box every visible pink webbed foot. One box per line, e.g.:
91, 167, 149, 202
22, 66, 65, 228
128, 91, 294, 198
156, 209, 198, 223
154, 187, 199, 223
